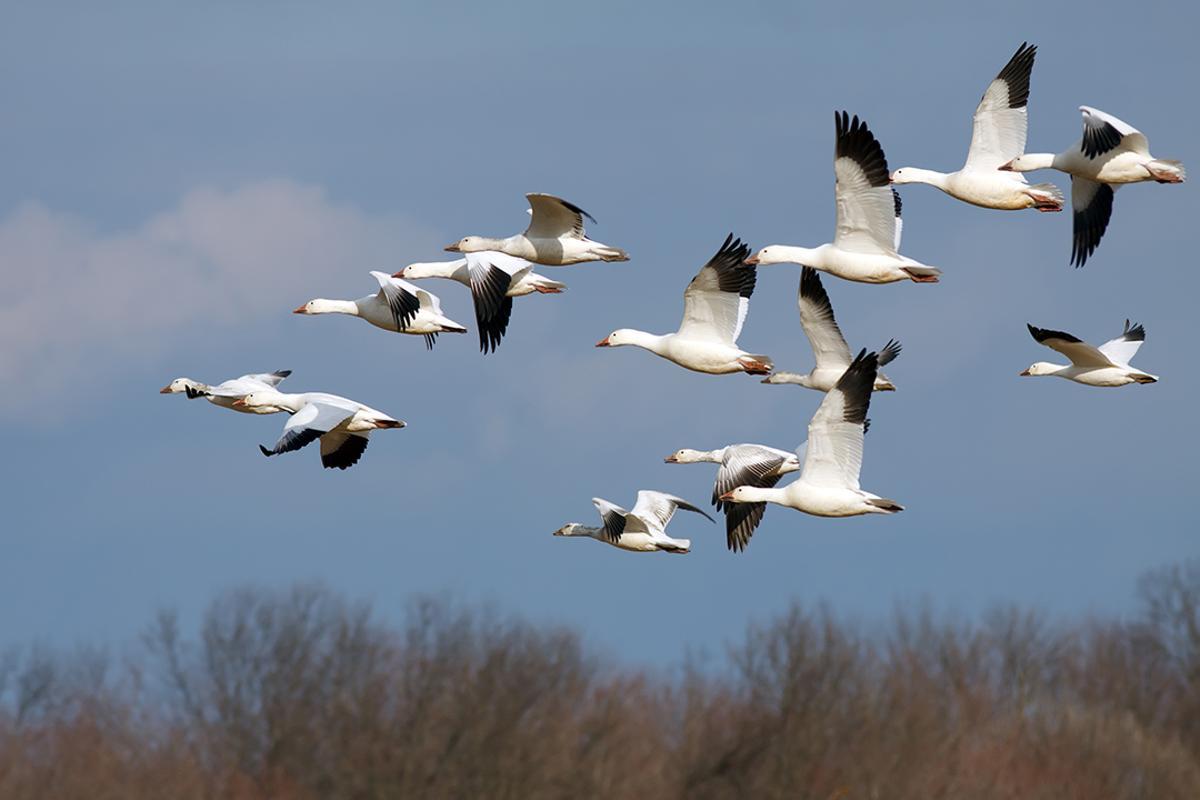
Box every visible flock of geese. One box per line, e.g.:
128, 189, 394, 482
162, 43, 1183, 554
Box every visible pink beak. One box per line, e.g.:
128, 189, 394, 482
293, 305, 307, 314
718, 491, 735, 502
595, 337, 610, 347
997, 160, 1015, 172
231, 398, 247, 408
444, 243, 462, 252
159, 385, 173, 394
744, 254, 760, 265
391, 269, 406, 278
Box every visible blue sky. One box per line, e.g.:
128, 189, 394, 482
2, 2, 1195, 664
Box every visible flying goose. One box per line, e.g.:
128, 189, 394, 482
552, 490, 713, 554
1021, 320, 1157, 386
665, 444, 802, 552
999, 107, 1185, 266
394, 251, 565, 353
746, 112, 941, 284
596, 234, 773, 375
234, 390, 406, 469
890, 42, 1064, 212
446, 193, 629, 266
720, 349, 903, 529
761, 267, 902, 391
160, 370, 292, 413
294, 272, 467, 349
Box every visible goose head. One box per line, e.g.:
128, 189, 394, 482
665, 449, 706, 464
889, 167, 918, 184
160, 377, 195, 394
596, 329, 640, 348
445, 236, 488, 253
1020, 362, 1059, 377
553, 523, 585, 537
744, 246, 788, 266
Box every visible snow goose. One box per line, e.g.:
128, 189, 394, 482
294, 272, 467, 349
665, 444, 802, 552
720, 349, 903, 529
999, 107, 1186, 266
394, 251, 565, 353
160, 370, 292, 413
746, 112, 941, 284
1021, 320, 1157, 386
761, 267, 902, 392
552, 490, 713, 554
233, 390, 405, 469
890, 43, 1064, 212
596, 234, 773, 375
446, 193, 629, 266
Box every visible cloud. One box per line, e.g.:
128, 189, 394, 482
0, 180, 442, 419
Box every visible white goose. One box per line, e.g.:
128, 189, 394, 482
890, 42, 1064, 212
720, 349, 903, 526
160, 370, 292, 413
234, 390, 406, 470
999, 107, 1186, 266
294, 272, 467, 349
446, 193, 629, 266
394, 251, 566, 353
596, 234, 773, 375
1021, 320, 1157, 386
762, 267, 902, 392
746, 112, 941, 284
665, 444, 802, 552
553, 490, 713, 554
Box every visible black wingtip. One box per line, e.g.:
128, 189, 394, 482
834, 110, 890, 187
995, 41, 1037, 109
706, 233, 755, 298
274, 369, 292, 378
1028, 323, 1083, 345
1122, 319, 1146, 342
259, 445, 274, 458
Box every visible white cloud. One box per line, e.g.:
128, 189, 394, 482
0, 180, 442, 419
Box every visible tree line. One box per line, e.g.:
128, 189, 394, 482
2, 561, 1199, 799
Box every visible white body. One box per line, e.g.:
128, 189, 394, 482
890, 43, 1064, 212
1022, 320, 1157, 387
295, 272, 467, 342
446, 193, 628, 266
160, 370, 290, 414
553, 490, 712, 554
748, 112, 940, 285
597, 234, 772, 375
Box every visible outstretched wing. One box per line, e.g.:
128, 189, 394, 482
370, 271, 423, 330
1079, 106, 1149, 159
260, 400, 355, 458
628, 490, 714, 537
524, 193, 596, 240
318, 432, 370, 470
466, 255, 522, 354
1026, 324, 1113, 368
1070, 177, 1115, 268
833, 111, 897, 255
965, 42, 1036, 170
714, 446, 791, 553
592, 497, 629, 543
798, 266, 853, 371
677, 233, 755, 344
1097, 319, 1146, 366
802, 350, 877, 489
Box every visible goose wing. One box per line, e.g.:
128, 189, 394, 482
524, 193, 596, 240
677, 233, 755, 344
832, 111, 897, 255
1079, 106, 1150, 159
965, 42, 1036, 170
465, 253, 531, 353
715, 445, 791, 552
1097, 319, 1146, 366
592, 497, 629, 543
801, 349, 877, 489
260, 399, 356, 458
370, 271, 425, 330
627, 490, 713, 537
318, 432, 370, 470
1069, 177, 1115, 268
798, 267, 853, 371
1026, 324, 1114, 367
